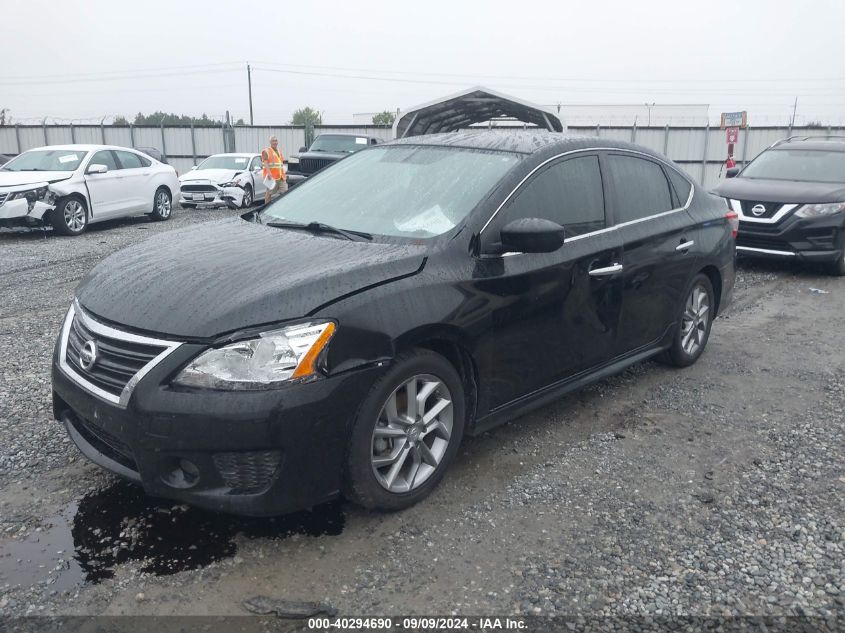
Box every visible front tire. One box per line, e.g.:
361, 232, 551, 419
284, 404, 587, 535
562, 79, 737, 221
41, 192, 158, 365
241, 184, 253, 208
345, 349, 465, 511
150, 187, 172, 221
829, 248, 845, 276
51, 196, 88, 236
658, 274, 715, 367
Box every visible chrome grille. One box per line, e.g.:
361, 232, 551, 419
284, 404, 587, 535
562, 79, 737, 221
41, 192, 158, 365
299, 158, 335, 175
59, 304, 181, 407
739, 200, 783, 220
66, 315, 164, 397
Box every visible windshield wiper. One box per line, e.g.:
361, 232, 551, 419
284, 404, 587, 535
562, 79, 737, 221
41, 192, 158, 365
264, 220, 372, 241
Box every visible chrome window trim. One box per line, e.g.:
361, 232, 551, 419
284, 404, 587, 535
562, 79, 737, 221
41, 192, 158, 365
58, 300, 183, 409
736, 246, 796, 257
479, 147, 695, 245
729, 199, 799, 224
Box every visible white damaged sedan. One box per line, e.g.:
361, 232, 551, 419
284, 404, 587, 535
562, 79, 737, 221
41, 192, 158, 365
0, 145, 178, 236
178, 153, 267, 209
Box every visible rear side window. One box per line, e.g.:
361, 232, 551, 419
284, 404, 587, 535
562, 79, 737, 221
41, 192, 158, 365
666, 167, 692, 205
606, 154, 674, 223
137, 154, 152, 168
500, 155, 606, 237
115, 150, 143, 170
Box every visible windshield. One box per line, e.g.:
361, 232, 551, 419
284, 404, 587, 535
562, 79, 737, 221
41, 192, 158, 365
262, 145, 520, 239
309, 135, 371, 154
196, 155, 252, 170
741, 148, 845, 184
2, 149, 86, 172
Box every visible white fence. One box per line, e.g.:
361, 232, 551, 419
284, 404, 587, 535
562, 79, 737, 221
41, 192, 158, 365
0, 123, 841, 188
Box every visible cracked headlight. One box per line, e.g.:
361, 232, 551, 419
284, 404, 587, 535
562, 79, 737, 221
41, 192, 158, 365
220, 180, 242, 188
795, 202, 845, 218
8, 186, 50, 203
172, 321, 336, 390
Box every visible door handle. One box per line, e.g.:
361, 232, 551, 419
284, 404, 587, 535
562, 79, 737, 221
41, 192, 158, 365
676, 240, 695, 252
589, 263, 623, 277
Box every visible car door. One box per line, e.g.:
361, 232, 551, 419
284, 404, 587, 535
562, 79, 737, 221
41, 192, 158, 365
113, 150, 152, 214
250, 155, 265, 196
83, 150, 124, 218
478, 153, 624, 409
602, 152, 700, 355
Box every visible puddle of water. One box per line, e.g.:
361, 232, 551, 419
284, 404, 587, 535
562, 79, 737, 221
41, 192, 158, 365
0, 480, 345, 592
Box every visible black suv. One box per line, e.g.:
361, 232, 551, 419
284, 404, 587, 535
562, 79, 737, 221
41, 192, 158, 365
53, 132, 736, 516
286, 133, 380, 187
714, 136, 845, 275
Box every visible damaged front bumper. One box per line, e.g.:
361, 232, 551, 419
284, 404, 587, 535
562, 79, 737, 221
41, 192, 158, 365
179, 183, 244, 209
0, 187, 56, 228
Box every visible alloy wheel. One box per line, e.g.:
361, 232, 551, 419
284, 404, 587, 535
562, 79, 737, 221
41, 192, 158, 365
156, 191, 172, 218
371, 374, 453, 493
64, 200, 86, 232
243, 187, 252, 207
680, 284, 710, 355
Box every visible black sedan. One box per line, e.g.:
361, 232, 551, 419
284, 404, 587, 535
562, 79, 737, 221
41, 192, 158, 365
714, 136, 845, 275
52, 131, 736, 516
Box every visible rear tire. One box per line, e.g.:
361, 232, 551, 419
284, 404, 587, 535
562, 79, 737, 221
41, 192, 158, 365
150, 187, 172, 221
657, 274, 715, 368
344, 349, 465, 512
51, 196, 88, 236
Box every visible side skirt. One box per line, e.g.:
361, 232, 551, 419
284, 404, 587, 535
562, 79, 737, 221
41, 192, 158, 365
468, 331, 674, 437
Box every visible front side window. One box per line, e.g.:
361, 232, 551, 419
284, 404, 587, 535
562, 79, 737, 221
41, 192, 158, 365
89, 150, 119, 171
2, 149, 86, 172
115, 151, 143, 170
496, 155, 606, 238
250, 156, 262, 170
261, 145, 520, 239
606, 154, 674, 223
740, 148, 845, 184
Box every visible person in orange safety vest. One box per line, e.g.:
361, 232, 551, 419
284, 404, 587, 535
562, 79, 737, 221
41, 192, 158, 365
261, 135, 287, 204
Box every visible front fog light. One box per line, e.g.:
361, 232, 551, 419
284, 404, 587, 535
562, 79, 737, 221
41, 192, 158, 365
172, 321, 336, 390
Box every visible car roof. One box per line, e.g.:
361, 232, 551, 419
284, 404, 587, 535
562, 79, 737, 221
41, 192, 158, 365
385, 130, 664, 157
205, 152, 259, 157
23, 144, 145, 153
771, 139, 845, 152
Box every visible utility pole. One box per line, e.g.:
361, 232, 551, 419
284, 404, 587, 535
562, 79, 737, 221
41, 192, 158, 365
247, 63, 254, 125
790, 96, 798, 130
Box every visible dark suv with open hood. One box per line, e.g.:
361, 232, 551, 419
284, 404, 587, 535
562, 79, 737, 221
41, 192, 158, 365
52, 131, 736, 516
713, 136, 845, 275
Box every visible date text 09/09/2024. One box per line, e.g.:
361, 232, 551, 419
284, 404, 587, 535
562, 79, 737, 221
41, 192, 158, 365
307, 617, 527, 630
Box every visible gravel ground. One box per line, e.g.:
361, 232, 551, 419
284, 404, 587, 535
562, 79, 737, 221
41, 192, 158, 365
0, 210, 843, 629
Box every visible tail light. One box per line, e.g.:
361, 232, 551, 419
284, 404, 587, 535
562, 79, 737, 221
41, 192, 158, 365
725, 211, 739, 238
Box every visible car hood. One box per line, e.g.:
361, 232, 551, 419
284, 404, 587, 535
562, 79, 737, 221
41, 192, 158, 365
76, 218, 427, 339
180, 169, 244, 184
0, 171, 72, 189
299, 151, 350, 161
713, 177, 845, 204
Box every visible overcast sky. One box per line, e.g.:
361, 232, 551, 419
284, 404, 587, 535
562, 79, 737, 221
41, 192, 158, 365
3, 0, 844, 126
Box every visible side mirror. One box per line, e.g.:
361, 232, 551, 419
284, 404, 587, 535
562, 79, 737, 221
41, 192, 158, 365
87, 164, 108, 175
500, 218, 565, 254
299, 146, 307, 153
726, 167, 740, 178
